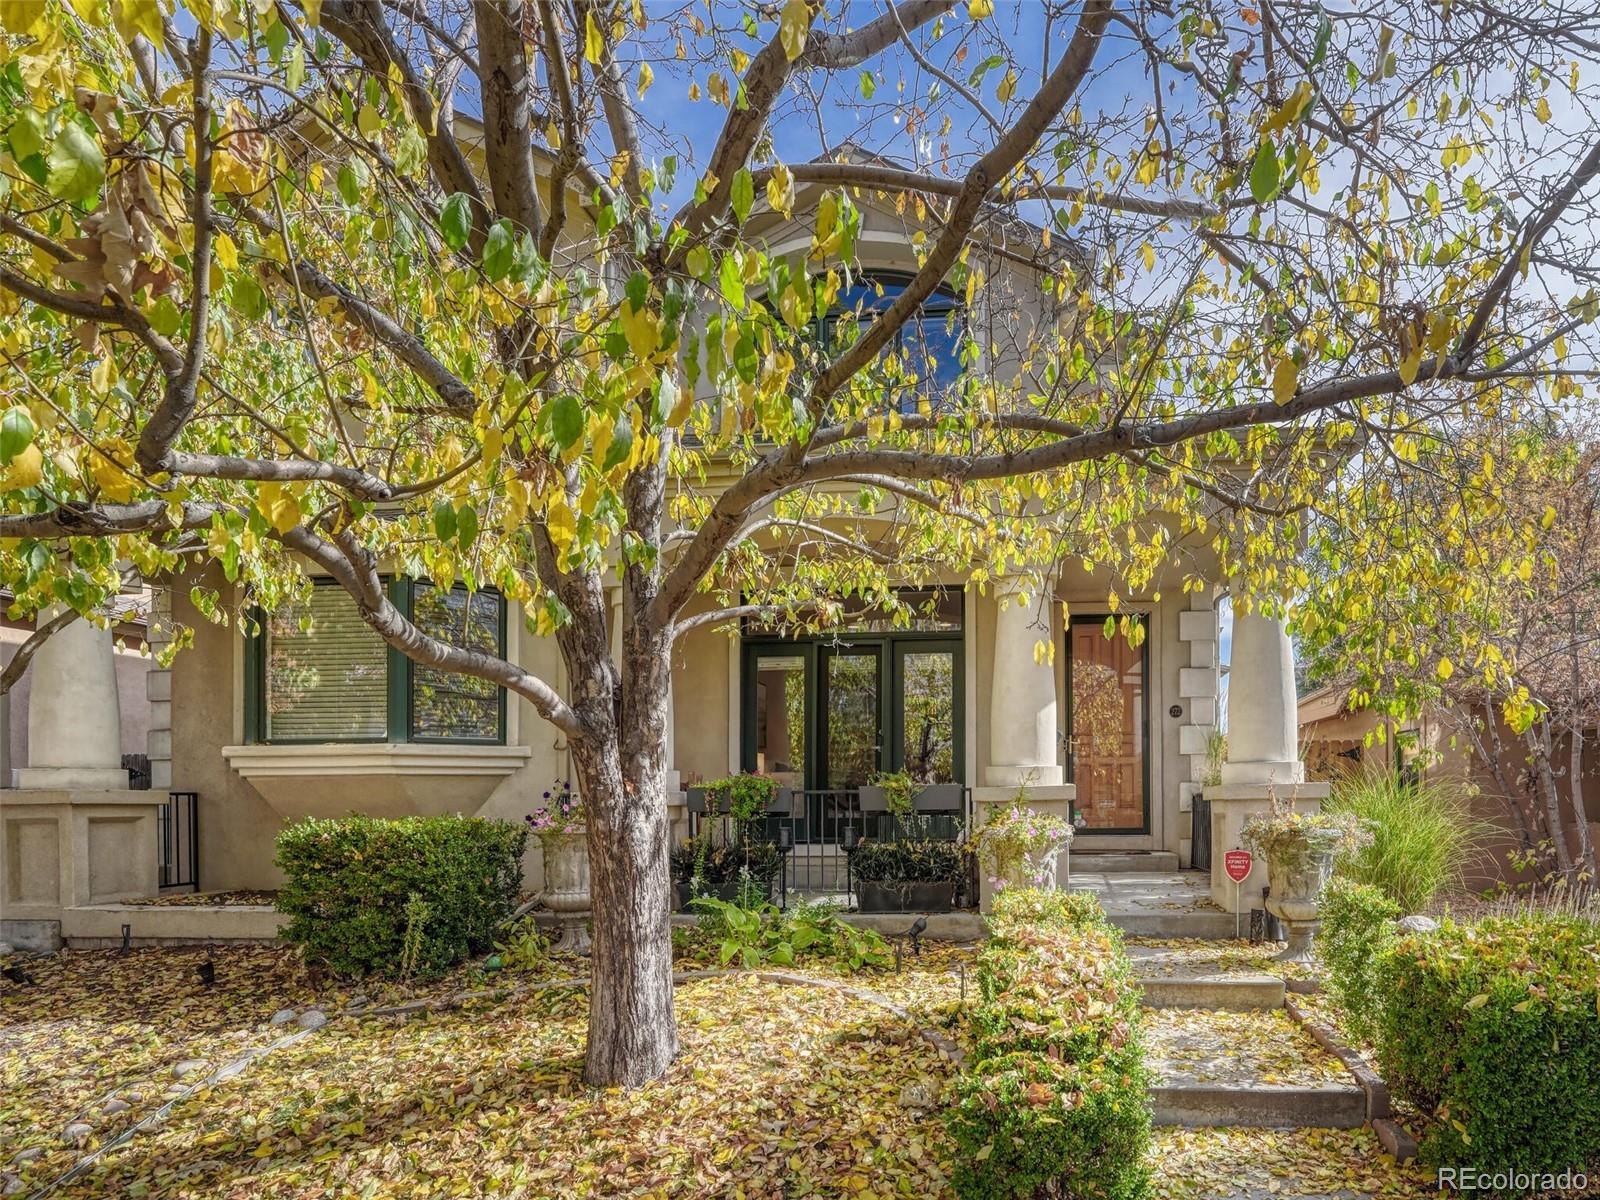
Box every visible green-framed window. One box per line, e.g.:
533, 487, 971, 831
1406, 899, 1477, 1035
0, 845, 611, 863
245, 578, 508, 745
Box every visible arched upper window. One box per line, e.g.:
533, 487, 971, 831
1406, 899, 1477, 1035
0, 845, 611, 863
818, 271, 966, 412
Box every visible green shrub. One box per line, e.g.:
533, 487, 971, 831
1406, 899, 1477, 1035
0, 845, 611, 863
275, 815, 526, 978
947, 888, 1151, 1200
1370, 912, 1600, 1182
1318, 878, 1401, 1043
1325, 766, 1493, 911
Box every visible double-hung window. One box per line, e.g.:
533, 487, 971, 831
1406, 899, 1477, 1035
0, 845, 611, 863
247, 579, 507, 744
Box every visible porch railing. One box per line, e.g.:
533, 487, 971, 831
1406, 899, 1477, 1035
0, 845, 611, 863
158, 791, 199, 891
684, 786, 974, 907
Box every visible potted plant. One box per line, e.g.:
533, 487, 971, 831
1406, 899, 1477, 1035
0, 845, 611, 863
704, 773, 782, 824
1242, 795, 1372, 962
526, 780, 590, 953
851, 839, 969, 912
858, 769, 916, 815
974, 789, 1075, 894
669, 832, 782, 910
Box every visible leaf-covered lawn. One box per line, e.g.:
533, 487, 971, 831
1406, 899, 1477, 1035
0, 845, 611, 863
3, 945, 1432, 1199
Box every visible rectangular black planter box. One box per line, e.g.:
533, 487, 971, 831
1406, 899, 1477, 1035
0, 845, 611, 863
855, 880, 956, 913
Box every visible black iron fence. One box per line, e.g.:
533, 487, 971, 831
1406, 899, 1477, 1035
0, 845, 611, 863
158, 792, 199, 890
683, 785, 974, 907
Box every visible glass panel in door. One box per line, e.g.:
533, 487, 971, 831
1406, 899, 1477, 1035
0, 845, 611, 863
749, 652, 808, 790
823, 647, 881, 788
1068, 619, 1148, 832
895, 646, 957, 784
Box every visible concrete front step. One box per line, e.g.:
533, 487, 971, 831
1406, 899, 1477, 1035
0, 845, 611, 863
1151, 1083, 1368, 1129
1137, 975, 1285, 1010
1106, 911, 1241, 939
1071, 851, 1181, 873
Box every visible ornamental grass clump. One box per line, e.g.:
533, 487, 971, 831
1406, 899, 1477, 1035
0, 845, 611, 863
1371, 911, 1600, 1183
1324, 766, 1495, 912
947, 888, 1151, 1200
275, 815, 525, 978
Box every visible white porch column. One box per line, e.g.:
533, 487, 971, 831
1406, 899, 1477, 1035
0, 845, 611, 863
1220, 607, 1303, 786
16, 613, 127, 790
985, 577, 1062, 787
1208, 599, 1329, 913
975, 576, 1073, 910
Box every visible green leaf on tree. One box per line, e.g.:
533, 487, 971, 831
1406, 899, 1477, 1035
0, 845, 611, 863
1249, 141, 1281, 204
482, 220, 515, 281
46, 121, 103, 204
439, 192, 474, 251
547, 394, 585, 450
731, 168, 754, 224
432, 500, 457, 542
0, 406, 35, 466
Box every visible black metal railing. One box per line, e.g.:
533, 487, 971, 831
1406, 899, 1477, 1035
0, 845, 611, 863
683, 786, 973, 906
158, 792, 199, 891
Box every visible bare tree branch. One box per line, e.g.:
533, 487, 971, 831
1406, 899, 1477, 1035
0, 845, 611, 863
0, 607, 80, 696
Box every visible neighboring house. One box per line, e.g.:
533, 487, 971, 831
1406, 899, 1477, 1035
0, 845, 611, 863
1299, 685, 1600, 888
1, 144, 1322, 947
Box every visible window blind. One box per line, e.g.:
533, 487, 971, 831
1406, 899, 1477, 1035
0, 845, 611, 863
264, 586, 388, 740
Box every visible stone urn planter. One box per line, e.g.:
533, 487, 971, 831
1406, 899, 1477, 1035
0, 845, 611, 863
541, 831, 592, 954
1243, 806, 1370, 963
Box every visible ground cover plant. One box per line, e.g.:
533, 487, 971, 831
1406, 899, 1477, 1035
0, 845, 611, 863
275, 815, 526, 979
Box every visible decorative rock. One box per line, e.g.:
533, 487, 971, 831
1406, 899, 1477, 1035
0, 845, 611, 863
2, 1173, 23, 1196
0, 941, 14, 957
1396, 915, 1440, 934
897, 1079, 939, 1111
268, 1009, 297, 1026
295, 1008, 328, 1031
172, 1059, 209, 1080
62, 1123, 93, 1144
102, 1098, 131, 1115
345, 994, 370, 1010
10, 1148, 42, 1167
123, 1091, 144, 1104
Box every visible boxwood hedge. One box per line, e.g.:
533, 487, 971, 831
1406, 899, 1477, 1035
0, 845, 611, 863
275, 815, 526, 978
1318, 877, 1402, 1043
1370, 912, 1600, 1182
946, 888, 1152, 1199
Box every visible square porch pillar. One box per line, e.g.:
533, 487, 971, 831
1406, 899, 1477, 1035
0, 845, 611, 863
1209, 604, 1329, 913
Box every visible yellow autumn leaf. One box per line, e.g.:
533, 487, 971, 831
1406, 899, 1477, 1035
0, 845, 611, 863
213, 230, 239, 272
1271, 355, 1298, 405
637, 61, 654, 99
1437, 656, 1455, 681
585, 11, 604, 65
1398, 347, 1422, 385
1141, 242, 1156, 272
85, 442, 138, 502
967, 0, 994, 17
1463, 992, 1488, 1009
1535, 96, 1552, 124
256, 480, 302, 534
0, 444, 43, 493
547, 496, 577, 552
779, 0, 809, 62
997, 69, 1017, 104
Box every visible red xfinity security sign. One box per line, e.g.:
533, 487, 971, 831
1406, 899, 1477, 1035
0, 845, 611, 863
1223, 849, 1253, 884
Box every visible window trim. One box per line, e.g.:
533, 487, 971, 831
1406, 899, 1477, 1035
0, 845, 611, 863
245, 577, 508, 746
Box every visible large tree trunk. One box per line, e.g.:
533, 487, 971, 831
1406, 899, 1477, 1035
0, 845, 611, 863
567, 436, 680, 1088
575, 725, 677, 1087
